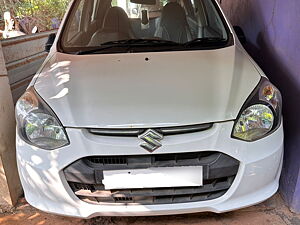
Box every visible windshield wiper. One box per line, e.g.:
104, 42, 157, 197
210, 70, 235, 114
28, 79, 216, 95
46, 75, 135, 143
75, 38, 227, 54
101, 39, 180, 46
76, 39, 180, 55
184, 37, 227, 47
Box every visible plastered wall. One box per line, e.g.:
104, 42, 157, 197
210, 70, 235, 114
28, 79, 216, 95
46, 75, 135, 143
221, 0, 300, 213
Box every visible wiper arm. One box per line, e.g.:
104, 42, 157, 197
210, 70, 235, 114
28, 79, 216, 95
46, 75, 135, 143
184, 37, 227, 47
76, 39, 180, 55
102, 39, 180, 46
76, 44, 130, 55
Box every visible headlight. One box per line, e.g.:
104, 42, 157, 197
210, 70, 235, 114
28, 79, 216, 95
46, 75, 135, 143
232, 77, 282, 141
15, 87, 69, 150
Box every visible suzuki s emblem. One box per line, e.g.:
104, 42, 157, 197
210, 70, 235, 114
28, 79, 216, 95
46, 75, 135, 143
138, 129, 163, 152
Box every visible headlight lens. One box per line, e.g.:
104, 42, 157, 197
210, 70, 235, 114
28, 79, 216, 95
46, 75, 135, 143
232, 78, 282, 142
233, 104, 274, 141
16, 87, 69, 150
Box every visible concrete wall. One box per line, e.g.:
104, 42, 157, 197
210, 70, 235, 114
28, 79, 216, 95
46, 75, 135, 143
1, 30, 55, 102
0, 31, 54, 212
220, 0, 300, 213
0, 42, 22, 212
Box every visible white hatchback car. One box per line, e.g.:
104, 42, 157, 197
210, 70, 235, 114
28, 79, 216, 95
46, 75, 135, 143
15, 0, 283, 218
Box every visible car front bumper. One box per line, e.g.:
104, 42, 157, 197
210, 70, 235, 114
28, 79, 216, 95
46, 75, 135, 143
16, 121, 284, 218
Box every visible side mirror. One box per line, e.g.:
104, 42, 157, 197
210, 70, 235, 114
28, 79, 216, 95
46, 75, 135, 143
45, 33, 56, 52
233, 26, 246, 45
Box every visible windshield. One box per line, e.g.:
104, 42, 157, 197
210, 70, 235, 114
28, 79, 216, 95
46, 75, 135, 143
60, 0, 231, 54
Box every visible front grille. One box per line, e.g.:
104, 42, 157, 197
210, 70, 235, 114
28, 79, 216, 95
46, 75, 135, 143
69, 176, 234, 204
85, 152, 218, 169
88, 156, 128, 165
64, 152, 239, 205
88, 123, 213, 137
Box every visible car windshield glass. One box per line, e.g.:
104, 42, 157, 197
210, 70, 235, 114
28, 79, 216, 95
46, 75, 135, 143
60, 0, 230, 53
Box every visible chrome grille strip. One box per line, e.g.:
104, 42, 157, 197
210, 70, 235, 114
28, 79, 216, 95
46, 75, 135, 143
159, 123, 213, 135
89, 128, 141, 136
88, 123, 213, 137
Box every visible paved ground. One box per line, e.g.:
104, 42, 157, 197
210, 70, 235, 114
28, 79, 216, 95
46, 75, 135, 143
0, 194, 300, 225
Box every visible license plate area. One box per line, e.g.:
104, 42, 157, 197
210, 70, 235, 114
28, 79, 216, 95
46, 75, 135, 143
102, 166, 203, 189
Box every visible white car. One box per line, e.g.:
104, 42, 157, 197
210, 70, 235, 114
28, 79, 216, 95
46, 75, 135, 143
15, 0, 284, 218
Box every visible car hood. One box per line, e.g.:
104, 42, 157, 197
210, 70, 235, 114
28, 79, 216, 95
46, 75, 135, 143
35, 47, 261, 128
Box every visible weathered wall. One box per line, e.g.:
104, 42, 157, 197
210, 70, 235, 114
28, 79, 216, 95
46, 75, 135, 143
0, 31, 55, 212
0, 42, 22, 212
220, 0, 300, 213
1, 30, 55, 102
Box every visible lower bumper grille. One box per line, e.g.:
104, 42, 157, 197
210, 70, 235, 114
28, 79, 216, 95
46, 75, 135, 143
64, 152, 239, 205
69, 176, 234, 204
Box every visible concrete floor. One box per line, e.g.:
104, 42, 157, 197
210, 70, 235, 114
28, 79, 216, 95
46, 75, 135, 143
0, 194, 300, 225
